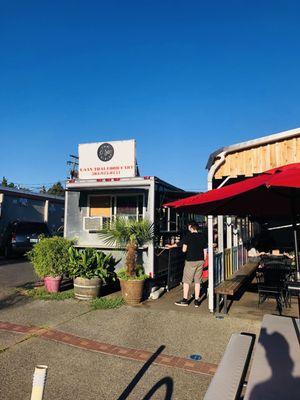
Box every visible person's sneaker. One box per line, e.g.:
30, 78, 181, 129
175, 298, 189, 306
194, 298, 201, 308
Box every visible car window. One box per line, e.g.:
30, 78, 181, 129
16, 223, 49, 234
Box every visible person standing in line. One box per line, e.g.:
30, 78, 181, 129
166, 221, 207, 307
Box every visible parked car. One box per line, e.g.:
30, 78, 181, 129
0, 221, 51, 257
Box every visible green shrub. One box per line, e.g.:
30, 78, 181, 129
27, 237, 73, 278
67, 247, 118, 281
117, 265, 148, 281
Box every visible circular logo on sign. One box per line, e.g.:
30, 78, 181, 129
97, 143, 114, 162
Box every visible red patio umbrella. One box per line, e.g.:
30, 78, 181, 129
164, 163, 300, 217
165, 163, 300, 275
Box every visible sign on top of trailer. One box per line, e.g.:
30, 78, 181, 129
78, 139, 137, 179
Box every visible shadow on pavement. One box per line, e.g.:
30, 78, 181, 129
0, 280, 39, 311
0, 290, 31, 311
248, 327, 300, 400
117, 345, 173, 400
142, 377, 173, 400
101, 280, 121, 296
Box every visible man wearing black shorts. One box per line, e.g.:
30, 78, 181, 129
166, 221, 207, 307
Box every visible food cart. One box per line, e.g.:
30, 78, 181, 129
64, 139, 201, 287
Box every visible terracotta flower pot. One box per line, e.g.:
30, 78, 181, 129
73, 277, 101, 300
44, 276, 62, 293
119, 279, 145, 306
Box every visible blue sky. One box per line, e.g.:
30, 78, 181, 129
1, 1, 300, 191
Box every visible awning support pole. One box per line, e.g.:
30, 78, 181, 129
291, 195, 300, 279
207, 152, 227, 313
208, 215, 214, 312
291, 194, 300, 321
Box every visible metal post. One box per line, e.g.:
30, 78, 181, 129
291, 194, 300, 321
148, 181, 155, 278
63, 191, 68, 238
291, 195, 300, 279
207, 159, 228, 313
208, 215, 214, 312
293, 223, 300, 279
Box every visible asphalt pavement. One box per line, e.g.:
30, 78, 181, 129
0, 257, 38, 292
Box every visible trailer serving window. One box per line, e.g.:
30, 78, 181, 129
115, 195, 144, 220
89, 196, 111, 218
88, 194, 144, 222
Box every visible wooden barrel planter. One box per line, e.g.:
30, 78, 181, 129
73, 277, 101, 300
119, 279, 145, 306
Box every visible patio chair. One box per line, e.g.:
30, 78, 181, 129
260, 254, 291, 267
256, 263, 292, 314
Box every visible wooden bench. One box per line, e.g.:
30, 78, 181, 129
215, 262, 259, 314
204, 332, 255, 400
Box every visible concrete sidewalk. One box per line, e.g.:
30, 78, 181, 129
0, 334, 212, 400
0, 292, 262, 400
0, 289, 261, 400
0, 295, 260, 363
0, 260, 281, 399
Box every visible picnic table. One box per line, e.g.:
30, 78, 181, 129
244, 314, 300, 400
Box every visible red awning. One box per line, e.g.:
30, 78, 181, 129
164, 163, 300, 217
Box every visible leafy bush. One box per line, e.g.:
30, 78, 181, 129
67, 247, 118, 281
117, 265, 148, 281
27, 237, 73, 278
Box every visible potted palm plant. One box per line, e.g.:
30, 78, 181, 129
27, 237, 73, 293
67, 247, 117, 300
99, 217, 154, 305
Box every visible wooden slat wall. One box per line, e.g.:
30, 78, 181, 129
215, 136, 300, 179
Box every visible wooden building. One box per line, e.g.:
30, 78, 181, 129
207, 127, 300, 185
206, 127, 300, 312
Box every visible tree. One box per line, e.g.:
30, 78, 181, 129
47, 182, 65, 197
1, 177, 14, 188
99, 218, 154, 278
40, 185, 47, 194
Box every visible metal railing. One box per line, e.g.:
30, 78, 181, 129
214, 245, 248, 286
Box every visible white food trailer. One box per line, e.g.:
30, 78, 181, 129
64, 140, 200, 285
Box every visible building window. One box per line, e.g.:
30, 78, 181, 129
89, 194, 144, 222
89, 196, 111, 218
116, 195, 144, 221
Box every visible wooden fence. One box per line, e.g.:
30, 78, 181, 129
213, 245, 248, 286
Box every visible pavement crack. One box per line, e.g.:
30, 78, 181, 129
0, 333, 37, 353
47, 308, 94, 331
